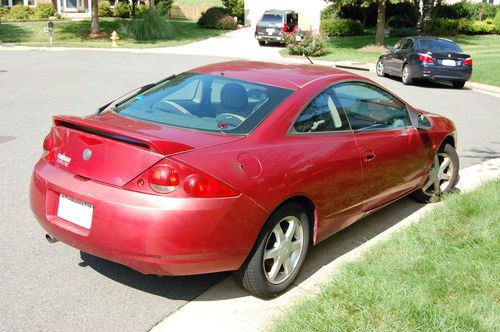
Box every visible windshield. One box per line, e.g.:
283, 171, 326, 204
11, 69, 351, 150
418, 39, 462, 53
113, 73, 293, 134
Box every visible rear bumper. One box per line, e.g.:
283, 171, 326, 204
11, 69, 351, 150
412, 63, 472, 82
30, 159, 268, 276
255, 32, 283, 42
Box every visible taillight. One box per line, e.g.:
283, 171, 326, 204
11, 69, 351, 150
283, 23, 289, 32
125, 159, 239, 198
148, 165, 180, 193
419, 53, 433, 63
464, 58, 472, 66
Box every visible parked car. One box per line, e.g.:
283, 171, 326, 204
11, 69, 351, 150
255, 9, 299, 46
31, 61, 459, 298
376, 37, 472, 89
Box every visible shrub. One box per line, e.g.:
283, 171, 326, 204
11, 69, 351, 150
33, 3, 55, 19
283, 32, 328, 57
320, 18, 363, 37
156, 0, 173, 17
221, 0, 243, 23
389, 27, 418, 37
113, 1, 131, 18
457, 19, 496, 34
198, 6, 228, 29
436, 1, 498, 21
217, 15, 237, 29
387, 2, 419, 27
432, 18, 460, 35
98, 1, 111, 17
5, 5, 32, 20
120, 8, 171, 41
136, 4, 149, 18
494, 10, 500, 33
0, 6, 10, 18
320, 5, 338, 20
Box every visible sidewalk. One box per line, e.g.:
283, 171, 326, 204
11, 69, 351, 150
151, 158, 500, 332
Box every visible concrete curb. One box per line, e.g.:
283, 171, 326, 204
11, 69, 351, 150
151, 158, 500, 332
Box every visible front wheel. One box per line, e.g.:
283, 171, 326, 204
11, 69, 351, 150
412, 144, 459, 203
376, 59, 387, 77
232, 203, 310, 298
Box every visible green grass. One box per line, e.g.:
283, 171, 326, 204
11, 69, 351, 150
273, 179, 500, 331
0, 18, 228, 48
281, 34, 500, 86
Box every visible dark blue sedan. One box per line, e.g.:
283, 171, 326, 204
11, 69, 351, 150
376, 37, 472, 89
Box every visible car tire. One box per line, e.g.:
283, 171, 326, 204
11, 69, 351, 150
258, 40, 265, 46
232, 202, 310, 298
402, 64, 413, 85
376, 59, 387, 77
452, 81, 466, 89
412, 144, 459, 203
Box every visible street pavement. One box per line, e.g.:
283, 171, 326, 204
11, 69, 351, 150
1, 33, 499, 331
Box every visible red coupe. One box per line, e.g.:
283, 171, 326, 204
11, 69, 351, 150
30, 61, 459, 297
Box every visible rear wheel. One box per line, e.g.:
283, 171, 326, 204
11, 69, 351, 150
258, 40, 265, 46
402, 64, 413, 85
452, 81, 466, 89
232, 203, 310, 298
412, 144, 459, 203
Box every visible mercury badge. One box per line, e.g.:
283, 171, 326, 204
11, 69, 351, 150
83, 148, 92, 161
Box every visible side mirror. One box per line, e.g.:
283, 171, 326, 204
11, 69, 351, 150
416, 114, 433, 130
386, 45, 395, 53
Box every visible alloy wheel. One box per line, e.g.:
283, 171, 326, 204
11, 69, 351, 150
376, 60, 384, 76
422, 152, 454, 196
262, 215, 304, 284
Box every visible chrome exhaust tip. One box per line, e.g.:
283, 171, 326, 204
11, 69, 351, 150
45, 234, 58, 244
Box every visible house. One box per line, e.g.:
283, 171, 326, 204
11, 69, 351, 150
244, 0, 328, 31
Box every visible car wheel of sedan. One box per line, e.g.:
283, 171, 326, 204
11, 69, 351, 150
452, 81, 466, 89
412, 144, 459, 203
376, 59, 387, 77
402, 64, 413, 85
232, 203, 310, 298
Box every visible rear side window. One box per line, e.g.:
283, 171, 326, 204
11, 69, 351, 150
418, 39, 462, 52
113, 73, 293, 135
260, 14, 283, 23
331, 82, 411, 131
293, 89, 350, 133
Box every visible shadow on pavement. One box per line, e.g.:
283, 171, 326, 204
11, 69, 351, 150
384, 75, 472, 90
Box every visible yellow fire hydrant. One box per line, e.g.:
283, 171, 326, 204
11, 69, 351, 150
110, 31, 120, 47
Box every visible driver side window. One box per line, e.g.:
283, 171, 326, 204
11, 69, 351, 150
293, 89, 350, 133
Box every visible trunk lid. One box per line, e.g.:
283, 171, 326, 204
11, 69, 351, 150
431, 51, 471, 67
50, 113, 244, 187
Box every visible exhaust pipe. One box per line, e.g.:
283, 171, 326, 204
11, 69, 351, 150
45, 234, 58, 244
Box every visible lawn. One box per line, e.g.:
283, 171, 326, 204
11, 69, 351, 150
281, 34, 500, 86
273, 179, 500, 331
0, 18, 228, 48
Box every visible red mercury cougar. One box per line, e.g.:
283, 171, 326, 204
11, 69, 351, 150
30, 61, 459, 297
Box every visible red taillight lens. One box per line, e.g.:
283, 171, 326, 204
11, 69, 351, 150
43, 131, 54, 153
464, 58, 472, 66
126, 159, 239, 198
419, 53, 433, 63
283, 23, 289, 32
148, 165, 180, 193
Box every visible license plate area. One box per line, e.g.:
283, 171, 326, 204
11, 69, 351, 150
266, 28, 276, 35
57, 194, 93, 229
442, 59, 456, 67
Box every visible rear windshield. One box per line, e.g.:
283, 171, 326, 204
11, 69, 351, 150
418, 39, 462, 53
113, 73, 293, 135
260, 14, 283, 23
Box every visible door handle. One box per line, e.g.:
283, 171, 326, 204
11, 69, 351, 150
364, 151, 376, 162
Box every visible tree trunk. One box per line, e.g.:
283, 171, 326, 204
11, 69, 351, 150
90, 0, 100, 34
375, 0, 386, 46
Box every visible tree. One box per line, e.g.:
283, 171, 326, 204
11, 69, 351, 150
91, 0, 100, 34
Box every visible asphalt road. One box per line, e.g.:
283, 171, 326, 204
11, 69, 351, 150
0, 50, 499, 331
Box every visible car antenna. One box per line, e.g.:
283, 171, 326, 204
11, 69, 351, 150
304, 54, 314, 64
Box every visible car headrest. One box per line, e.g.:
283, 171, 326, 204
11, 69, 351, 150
220, 83, 248, 111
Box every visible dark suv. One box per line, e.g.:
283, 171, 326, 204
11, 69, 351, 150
255, 10, 298, 46
376, 37, 472, 89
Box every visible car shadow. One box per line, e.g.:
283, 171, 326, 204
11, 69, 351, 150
385, 75, 472, 90
81, 195, 426, 301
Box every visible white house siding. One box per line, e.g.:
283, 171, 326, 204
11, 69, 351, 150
244, 0, 328, 31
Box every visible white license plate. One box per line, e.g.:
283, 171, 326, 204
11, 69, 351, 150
442, 59, 456, 66
266, 28, 275, 35
57, 194, 93, 229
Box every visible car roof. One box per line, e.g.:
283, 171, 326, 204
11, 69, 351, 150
191, 61, 359, 90
262, 9, 295, 15
406, 36, 456, 43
